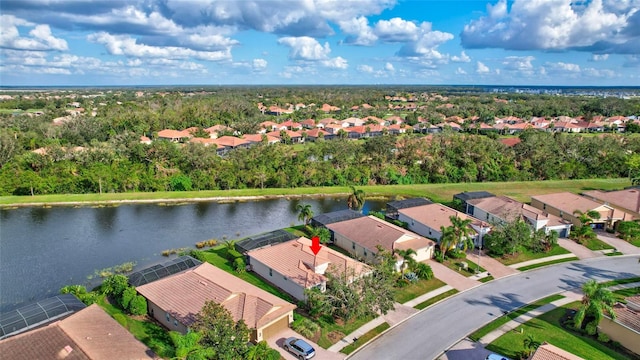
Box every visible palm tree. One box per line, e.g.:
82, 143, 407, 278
439, 225, 456, 259
309, 226, 331, 244
523, 334, 541, 357
169, 331, 214, 360
395, 248, 417, 276
296, 203, 314, 226
447, 215, 474, 256
347, 186, 366, 211
244, 340, 272, 360
573, 279, 617, 331
573, 209, 602, 226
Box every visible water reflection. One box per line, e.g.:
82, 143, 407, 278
29, 207, 49, 224
0, 196, 389, 312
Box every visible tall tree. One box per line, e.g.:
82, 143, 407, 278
296, 203, 314, 226
573, 279, 616, 334
347, 186, 366, 211
192, 301, 250, 360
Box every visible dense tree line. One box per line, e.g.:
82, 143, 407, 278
0, 130, 638, 195
1, 87, 639, 196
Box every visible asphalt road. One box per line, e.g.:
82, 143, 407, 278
349, 255, 640, 360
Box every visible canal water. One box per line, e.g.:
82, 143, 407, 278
0, 197, 387, 312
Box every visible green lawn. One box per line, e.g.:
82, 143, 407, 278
393, 278, 446, 304
601, 277, 640, 287
97, 295, 174, 358
496, 245, 571, 266
486, 304, 631, 360
414, 289, 458, 310
468, 294, 565, 342
613, 286, 640, 299
195, 247, 293, 302
581, 237, 615, 251
340, 322, 390, 355
479, 276, 494, 283
283, 225, 309, 237
442, 257, 485, 276
0, 178, 630, 206
316, 314, 375, 349
517, 257, 579, 271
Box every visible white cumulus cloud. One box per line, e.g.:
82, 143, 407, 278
357, 64, 374, 73
278, 36, 331, 60
461, 0, 639, 53
385, 62, 395, 71
451, 51, 471, 63
476, 61, 490, 74
0, 15, 68, 51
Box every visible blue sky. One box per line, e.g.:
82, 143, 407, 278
1, 0, 639, 86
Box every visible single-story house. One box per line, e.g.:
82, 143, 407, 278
136, 262, 296, 342
397, 203, 490, 247
310, 209, 364, 228
529, 342, 585, 360
326, 215, 435, 266
0, 304, 155, 360
466, 195, 572, 237
157, 129, 192, 142
247, 237, 369, 301
582, 188, 640, 218
530, 192, 634, 230
598, 295, 640, 356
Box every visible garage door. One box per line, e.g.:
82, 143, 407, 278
260, 315, 290, 341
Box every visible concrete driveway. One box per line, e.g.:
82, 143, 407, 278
424, 259, 481, 291
469, 250, 519, 279
266, 328, 345, 360
437, 338, 493, 360
596, 232, 640, 255
558, 238, 603, 259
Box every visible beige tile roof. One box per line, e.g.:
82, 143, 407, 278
136, 263, 296, 329
468, 196, 568, 227
398, 203, 484, 234
611, 302, 640, 333
327, 216, 434, 253
530, 342, 585, 360
59, 304, 156, 360
0, 304, 155, 360
0, 325, 90, 360
248, 237, 369, 289
531, 192, 633, 221
583, 189, 640, 214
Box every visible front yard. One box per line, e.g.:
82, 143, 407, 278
393, 278, 447, 304
486, 304, 634, 360
492, 245, 571, 266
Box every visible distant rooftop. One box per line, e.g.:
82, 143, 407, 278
386, 198, 433, 210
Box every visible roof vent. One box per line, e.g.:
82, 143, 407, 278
199, 280, 207, 286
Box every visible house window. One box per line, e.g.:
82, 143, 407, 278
166, 313, 170, 322
352, 242, 356, 250
559, 211, 564, 218
411, 220, 414, 226
429, 229, 432, 235
543, 204, 546, 210
174, 320, 178, 327
284, 276, 288, 281
364, 250, 367, 257
269, 268, 273, 277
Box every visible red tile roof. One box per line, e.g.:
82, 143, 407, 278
530, 342, 585, 360
212, 136, 250, 148
499, 137, 521, 147
398, 203, 485, 234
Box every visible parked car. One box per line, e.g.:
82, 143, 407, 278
486, 354, 511, 360
283, 337, 316, 359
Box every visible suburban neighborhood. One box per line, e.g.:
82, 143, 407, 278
3, 186, 640, 359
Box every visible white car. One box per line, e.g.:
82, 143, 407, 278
486, 354, 511, 360
283, 337, 316, 360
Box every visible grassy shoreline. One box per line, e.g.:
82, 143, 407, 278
0, 178, 630, 208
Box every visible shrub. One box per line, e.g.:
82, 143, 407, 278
414, 263, 433, 280
188, 249, 206, 262
449, 250, 466, 259
129, 295, 148, 315
264, 349, 281, 360
120, 287, 137, 309
404, 272, 419, 282
234, 258, 246, 273
227, 249, 243, 261
610, 341, 622, 350
586, 322, 597, 336
597, 332, 610, 343
101, 274, 129, 297
291, 317, 320, 339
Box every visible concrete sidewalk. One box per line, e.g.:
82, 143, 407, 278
507, 253, 578, 269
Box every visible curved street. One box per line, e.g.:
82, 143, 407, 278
349, 255, 640, 360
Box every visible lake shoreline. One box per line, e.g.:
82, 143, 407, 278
0, 192, 394, 209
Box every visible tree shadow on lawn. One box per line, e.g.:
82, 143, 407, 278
464, 292, 526, 314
